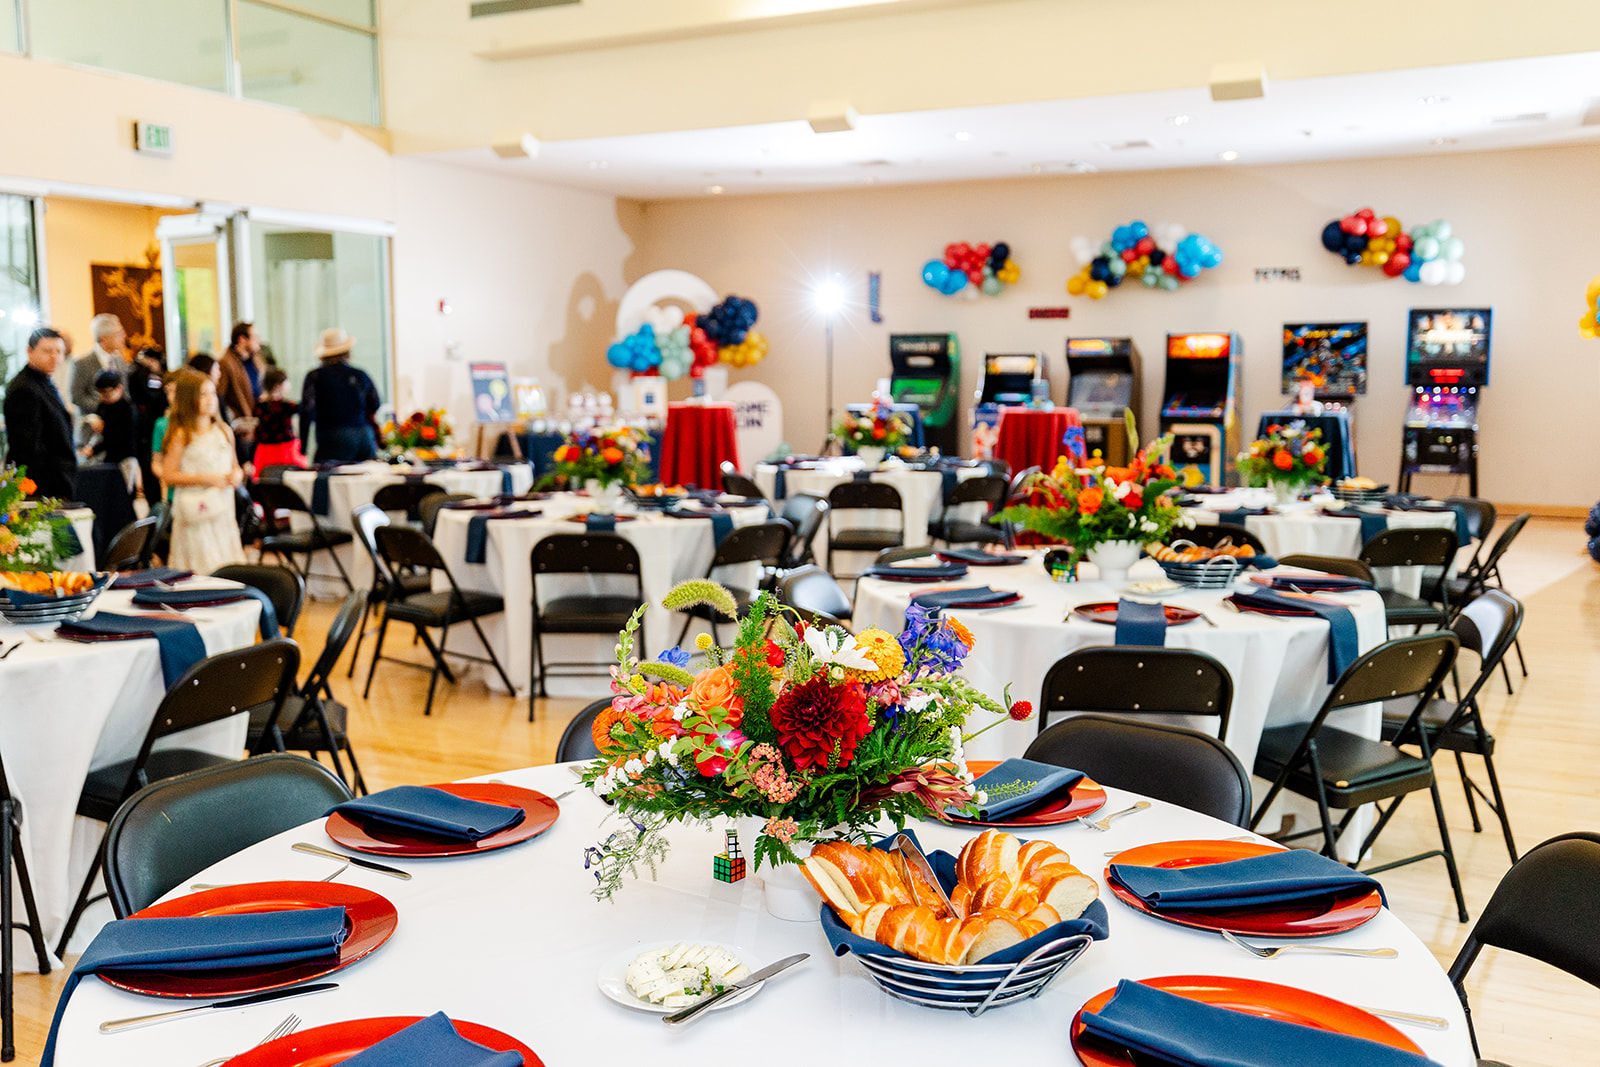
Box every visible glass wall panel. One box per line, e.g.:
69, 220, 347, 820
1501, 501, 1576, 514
28, 0, 229, 92
280, 0, 374, 28
0, 0, 19, 53
237, 1, 379, 127
0, 194, 42, 459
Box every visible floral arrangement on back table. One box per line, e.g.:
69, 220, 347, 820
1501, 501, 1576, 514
994, 411, 1188, 564
1237, 420, 1328, 491
546, 426, 651, 489
580, 581, 1031, 899
0, 465, 75, 572
381, 409, 453, 457
835, 396, 912, 452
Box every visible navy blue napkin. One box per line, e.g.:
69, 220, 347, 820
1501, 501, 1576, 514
1080, 980, 1437, 1067
972, 758, 1086, 820
851, 469, 874, 483
465, 509, 534, 564
937, 548, 1026, 566
41, 908, 348, 1067
865, 561, 969, 582
58, 612, 207, 687
1228, 588, 1358, 682
1323, 506, 1391, 544
1113, 598, 1167, 646
311, 471, 334, 515
333, 784, 525, 841
1260, 573, 1374, 592
341, 1012, 524, 1067
1108, 848, 1386, 911
910, 586, 1013, 611
771, 467, 787, 499
132, 585, 281, 640
499, 467, 514, 494
1218, 507, 1272, 526
939, 468, 959, 498
585, 514, 616, 532
110, 567, 193, 589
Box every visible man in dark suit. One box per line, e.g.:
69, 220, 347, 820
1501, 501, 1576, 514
3, 327, 77, 500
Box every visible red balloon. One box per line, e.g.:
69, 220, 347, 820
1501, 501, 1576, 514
1339, 216, 1360, 235
1121, 248, 1139, 263
1387, 251, 1410, 272
1394, 233, 1413, 252
975, 244, 992, 259
1135, 236, 1156, 255
967, 268, 984, 285
1356, 207, 1376, 219
1382, 258, 1405, 277
1366, 218, 1388, 238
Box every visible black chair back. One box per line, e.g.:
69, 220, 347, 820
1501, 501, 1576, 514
1276, 554, 1377, 584
1476, 512, 1531, 583
710, 521, 792, 569
778, 493, 828, 567
252, 591, 366, 741
373, 481, 445, 523
1445, 496, 1497, 547
1007, 465, 1041, 498
828, 481, 903, 513
1039, 646, 1234, 737
1359, 527, 1459, 570
556, 698, 612, 763
1326, 631, 1458, 716
103, 754, 352, 917
532, 533, 644, 577
1448, 590, 1523, 699
946, 474, 1009, 510
874, 545, 935, 566
103, 516, 157, 571
249, 480, 313, 517
256, 465, 297, 484
212, 563, 305, 637
1182, 523, 1268, 556
1024, 715, 1252, 827
779, 565, 853, 627
374, 524, 448, 575
721, 471, 766, 500
419, 492, 474, 536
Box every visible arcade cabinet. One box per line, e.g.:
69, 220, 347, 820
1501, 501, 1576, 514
1161, 332, 1242, 486
971, 352, 1046, 460
888, 333, 961, 455
1400, 308, 1490, 496
1263, 322, 1367, 482
1065, 337, 1141, 466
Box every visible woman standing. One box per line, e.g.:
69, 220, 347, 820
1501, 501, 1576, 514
161, 368, 245, 574
300, 327, 381, 462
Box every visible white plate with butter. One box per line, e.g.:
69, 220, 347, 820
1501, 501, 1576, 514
598, 940, 761, 1014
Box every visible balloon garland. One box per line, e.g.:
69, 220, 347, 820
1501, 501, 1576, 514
1067, 221, 1222, 299
605, 292, 769, 379
1319, 208, 1466, 285
921, 241, 1020, 297
1581, 274, 1600, 340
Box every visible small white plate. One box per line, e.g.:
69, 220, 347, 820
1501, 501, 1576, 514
597, 941, 763, 1015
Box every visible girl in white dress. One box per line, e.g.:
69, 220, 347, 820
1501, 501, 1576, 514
162, 368, 246, 575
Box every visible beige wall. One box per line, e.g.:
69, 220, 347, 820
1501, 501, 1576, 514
42, 197, 185, 358
631, 141, 1600, 506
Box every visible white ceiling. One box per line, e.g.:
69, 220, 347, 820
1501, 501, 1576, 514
427, 51, 1600, 199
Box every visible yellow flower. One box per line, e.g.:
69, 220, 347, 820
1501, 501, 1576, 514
944, 616, 975, 648
851, 628, 906, 682
694, 633, 714, 651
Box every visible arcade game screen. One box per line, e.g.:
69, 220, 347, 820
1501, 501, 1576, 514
1406, 308, 1491, 387
1282, 322, 1367, 396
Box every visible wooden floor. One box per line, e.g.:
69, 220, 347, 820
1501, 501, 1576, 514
13, 517, 1600, 1064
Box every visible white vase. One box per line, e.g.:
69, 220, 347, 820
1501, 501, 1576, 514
855, 445, 886, 469
1087, 539, 1143, 585
731, 816, 823, 922
1270, 478, 1301, 506
585, 479, 625, 510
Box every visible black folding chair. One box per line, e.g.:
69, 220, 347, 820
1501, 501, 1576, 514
1444, 496, 1497, 576
1446, 512, 1531, 694
1446, 831, 1600, 1060
826, 481, 904, 577
1359, 527, 1459, 632
1025, 715, 1252, 827
1250, 631, 1468, 921
250, 591, 370, 794
719, 462, 766, 502
255, 464, 298, 484
366, 526, 514, 717
873, 545, 935, 567
1037, 646, 1234, 739
776, 492, 829, 570
56, 639, 301, 955
419, 491, 474, 537
1380, 589, 1523, 861
556, 698, 614, 763
1276, 554, 1377, 584
1182, 523, 1269, 557
927, 475, 1008, 547
778, 565, 854, 629
212, 563, 304, 639
530, 533, 646, 711
250, 481, 355, 591
373, 480, 446, 525
103, 754, 352, 918
674, 521, 792, 646
347, 504, 433, 678
0, 750, 49, 1062
101, 516, 157, 571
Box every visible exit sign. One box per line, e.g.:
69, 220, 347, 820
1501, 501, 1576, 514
133, 121, 173, 157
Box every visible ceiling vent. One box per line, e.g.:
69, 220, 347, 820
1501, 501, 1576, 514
471, 0, 580, 16
1490, 112, 1549, 124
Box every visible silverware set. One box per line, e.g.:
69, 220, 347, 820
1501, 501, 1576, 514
191, 1012, 301, 1067
190, 859, 349, 892
1077, 800, 1150, 832
1220, 929, 1397, 960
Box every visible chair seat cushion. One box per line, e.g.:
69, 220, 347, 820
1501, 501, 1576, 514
930, 520, 1004, 545
1254, 724, 1434, 807
1380, 698, 1495, 754
79, 750, 239, 821
537, 595, 645, 633
1378, 588, 1446, 625
386, 589, 505, 625
264, 529, 353, 551
830, 529, 904, 552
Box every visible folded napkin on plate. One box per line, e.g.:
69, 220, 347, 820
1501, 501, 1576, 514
585, 514, 616, 532
971, 758, 1086, 821
333, 784, 524, 841
864, 561, 969, 582
1321, 507, 1392, 543
1259, 572, 1374, 592
1108, 848, 1386, 911
1227, 588, 1357, 682
1113, 598, 1167, 647
132, 585, 281, 640
341, 1012, 524, 1067
57, 612, 207, 687
910, 586, 1012, 611
109, 567, 193, 589
937, 548, 1026, 566
465, 510, 536, 564
1079, 980, 1438, 1067
41, 907, 349, 1067
1217, 507, 1272, 526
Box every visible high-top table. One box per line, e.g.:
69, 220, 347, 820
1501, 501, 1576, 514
660, 403, 739, 490
994, 407, 1084, 476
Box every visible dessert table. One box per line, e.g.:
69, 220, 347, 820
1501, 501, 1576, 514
432, 494, 770, 695
50, 762, 1474, 1066
0, 581, 262, 957
660, 402, 739, 489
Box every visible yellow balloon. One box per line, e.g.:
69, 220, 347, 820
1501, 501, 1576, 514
1382, 217, 1402, 240
1067, 275, 1086, 296
1088, 280, 1109, 299
1586, 273, 1600, 305
1374, 251, 1389, 265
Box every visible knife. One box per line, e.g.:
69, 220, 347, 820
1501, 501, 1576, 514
100, 982, 338, 1032
661, 952, 808, 1026
292, 842, 412, 880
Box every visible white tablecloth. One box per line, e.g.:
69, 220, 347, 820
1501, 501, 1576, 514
281, 463, 534, 590
432, 495, 769, 696
1183, 489, 1460, 558
51, 762, 1473, 1067
0, 582, 262, 957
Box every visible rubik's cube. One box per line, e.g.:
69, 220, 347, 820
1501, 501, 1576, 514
713, 828, 746, 883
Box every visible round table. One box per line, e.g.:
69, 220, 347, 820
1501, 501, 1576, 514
995, 407, 1084, 476
51, 762, 1474, 1066
0, 581, 262, 958
1184, 489, 1463, 560
660, 403, 740, 490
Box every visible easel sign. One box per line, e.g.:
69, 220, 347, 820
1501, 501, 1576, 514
470, 362, 520, 459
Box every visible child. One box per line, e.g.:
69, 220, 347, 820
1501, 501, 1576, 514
148, 371, 182, 496
88, 370, 139, 465
252, 367, 307, 471
161, 368, 245, 575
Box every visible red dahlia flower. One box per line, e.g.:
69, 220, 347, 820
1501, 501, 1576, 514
770, 677, 870, 770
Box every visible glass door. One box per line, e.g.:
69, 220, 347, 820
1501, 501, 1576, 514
0, 192, 43, 463
156, 212, 234, 364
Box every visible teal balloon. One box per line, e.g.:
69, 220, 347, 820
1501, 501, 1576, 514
1410, 223, 1433, 241
1413, 236, 1440, 261
1108, 258, 1127, 277
1441, 237, 1465, 261
1159, 273, 1180, 291
1140, 271, 1159, 288
921, 260, 950, 289
1100, 241, 1118, 258
1432, 220, 1452, 240
982, 276, 1004, 296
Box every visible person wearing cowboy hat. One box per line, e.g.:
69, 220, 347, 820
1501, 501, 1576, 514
299, 326, 381, 462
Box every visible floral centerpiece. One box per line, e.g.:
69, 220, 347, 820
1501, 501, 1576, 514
381, 409, 454, 460
836, 397, 912, 464
995, 411, 1188, 582
1238, 421, 1328, 500
580, 581, 1030, 900
0, 466, 76, 572
546, 426, 651, 495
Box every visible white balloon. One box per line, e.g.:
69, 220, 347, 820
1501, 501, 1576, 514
1070, 236, 1095, 265
658, 305, 686, 330
1155, 222, 1187, 249
1420, 260, 1448, 286
1444, 260, 1466, 285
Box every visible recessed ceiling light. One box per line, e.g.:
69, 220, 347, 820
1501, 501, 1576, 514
706, 185, 725, 195
1167, 114, 1191, 126
953, 131, 973, 142
587, 160, 608, 169
1218, 150, 1239, 161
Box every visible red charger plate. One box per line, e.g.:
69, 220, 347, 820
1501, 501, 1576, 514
866, 569, 970, 583
918, 592, 1023, 609
132, 595, 251, 610
229, 1016, 542, 1067
1104, 839, 1382, 937
946, 776, 1108, 827
935, 552, 1027, 566
101, 882, 397, 999
1069, 975, 1423, 1066
1072, 602, 1202, 626
325, 782, 559, 857
54, 629, 152, 643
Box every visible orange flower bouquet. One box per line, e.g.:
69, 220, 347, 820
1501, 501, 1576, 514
546, 426, 650, 489
0, 465, 75, 572
381, 409, 453, 458
1238, 421, 1328, 492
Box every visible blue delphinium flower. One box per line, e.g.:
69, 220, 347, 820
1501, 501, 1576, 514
655, 645, 691, 670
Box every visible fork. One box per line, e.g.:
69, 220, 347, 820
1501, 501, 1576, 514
0, 641, 20, 660
1078, 800, 1150, 832
191, 860, 349, 892
192, 1012, 301, 1067
1220, 929, 1397, 960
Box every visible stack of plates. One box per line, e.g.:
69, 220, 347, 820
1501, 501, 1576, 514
1156, 554, 1245, 589
0, 579, 107, 625
848, 934, 1095, 1016
1330, 483, 1387, 504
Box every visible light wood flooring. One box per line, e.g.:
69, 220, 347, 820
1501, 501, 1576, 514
12, 517, 1600, 1064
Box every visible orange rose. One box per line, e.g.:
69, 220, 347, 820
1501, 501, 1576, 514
421, 426, 438, 441
591, 703, 636, 753
1077, 487, 1103, 514
17, 478, 35, 496
1273, 450, 1294, 471
602, 447, 624, 464
687, 665, 743, 723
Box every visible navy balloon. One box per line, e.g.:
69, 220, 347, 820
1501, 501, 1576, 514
1089, 257, 1111, 282
1321, 221, 1345, 253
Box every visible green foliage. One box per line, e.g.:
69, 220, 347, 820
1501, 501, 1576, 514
730, 594, 779, 744
662, 579, 739, 620
637, 661, 695, 688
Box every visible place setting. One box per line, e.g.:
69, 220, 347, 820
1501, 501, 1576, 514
319, 781, 560, 858
945, 757, 1110, 828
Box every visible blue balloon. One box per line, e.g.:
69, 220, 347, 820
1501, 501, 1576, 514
922, 260, 950, 289
1089, 257, 1111, 282
1129, 220, 1149, 241
1403, 261, 1423, 283
940, 270, 967, 295
1321, 221, 1344, 252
